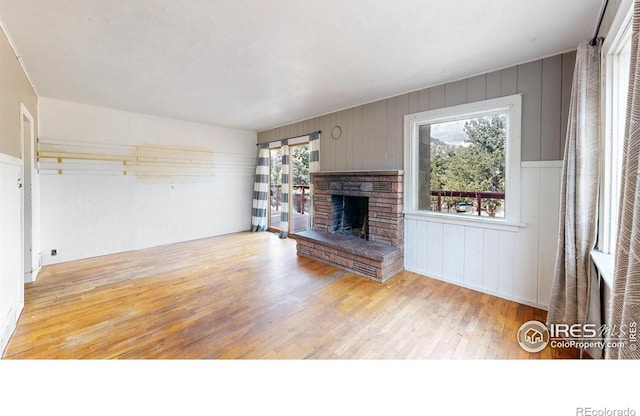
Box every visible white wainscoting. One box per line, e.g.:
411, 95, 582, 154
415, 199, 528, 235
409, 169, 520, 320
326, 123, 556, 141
404, 161, 562, 309
0, 153, 24, 356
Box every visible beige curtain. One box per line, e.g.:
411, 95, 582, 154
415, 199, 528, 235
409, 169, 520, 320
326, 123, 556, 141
607, 1, 640, 360
548, 39, 602, 359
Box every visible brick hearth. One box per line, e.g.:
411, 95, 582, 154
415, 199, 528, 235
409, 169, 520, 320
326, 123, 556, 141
296, 170, 404, 282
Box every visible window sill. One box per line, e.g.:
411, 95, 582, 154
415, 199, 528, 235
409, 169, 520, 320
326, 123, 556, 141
591, 250, 615, 287
404, 211, 526, 232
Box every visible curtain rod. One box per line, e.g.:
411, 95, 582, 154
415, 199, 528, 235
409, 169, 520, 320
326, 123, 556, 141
590, 0, 610, 46
256, 130, 321, 145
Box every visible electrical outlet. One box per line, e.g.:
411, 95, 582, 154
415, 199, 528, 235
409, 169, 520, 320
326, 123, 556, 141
51, 249, 57, 256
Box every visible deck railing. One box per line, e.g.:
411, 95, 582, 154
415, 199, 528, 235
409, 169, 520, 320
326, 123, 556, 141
430, 190, 505, 216
271, 184, 310, 214
292, 185, 310, 214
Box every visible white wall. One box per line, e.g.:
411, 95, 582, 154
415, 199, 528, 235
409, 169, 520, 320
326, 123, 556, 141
38, 98, 257, 265
0, 153, 23, 355
404, 161, 562, 309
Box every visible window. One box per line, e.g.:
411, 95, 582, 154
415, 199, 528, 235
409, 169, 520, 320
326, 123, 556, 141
404, 94, 522, 227
601, 5, 633, 255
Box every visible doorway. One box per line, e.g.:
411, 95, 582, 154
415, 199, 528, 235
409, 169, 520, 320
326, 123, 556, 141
269, 147, 282, 231
289, 142, 310, 234
267, 138, 311, 235
20, 103, 40, 283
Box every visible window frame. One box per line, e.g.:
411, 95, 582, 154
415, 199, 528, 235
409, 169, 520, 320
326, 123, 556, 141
599, 1, 633, 255
403, 94, 523, 231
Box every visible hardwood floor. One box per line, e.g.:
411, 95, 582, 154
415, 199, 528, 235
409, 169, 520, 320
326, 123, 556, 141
4, 231, 579, 359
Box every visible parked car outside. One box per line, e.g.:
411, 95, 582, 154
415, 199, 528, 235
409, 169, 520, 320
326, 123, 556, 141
456, 202, 473, 213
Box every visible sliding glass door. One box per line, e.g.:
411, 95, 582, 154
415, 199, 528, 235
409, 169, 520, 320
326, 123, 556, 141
290, 143, 310, 234
268, 140, 310, 235
269, 148, 282, 231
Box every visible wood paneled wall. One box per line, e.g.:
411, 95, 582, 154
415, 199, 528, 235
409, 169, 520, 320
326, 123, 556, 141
257, 52, 576, 168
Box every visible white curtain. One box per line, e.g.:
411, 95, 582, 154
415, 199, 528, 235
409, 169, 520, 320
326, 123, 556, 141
547, 39, 602, 359
607, 0, 640, 359
279, 140, 290, 238
251, 144, 270, 232
308, 131, 320, 229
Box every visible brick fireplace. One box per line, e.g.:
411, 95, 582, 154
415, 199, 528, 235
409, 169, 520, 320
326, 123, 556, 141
296, 170, 404, 282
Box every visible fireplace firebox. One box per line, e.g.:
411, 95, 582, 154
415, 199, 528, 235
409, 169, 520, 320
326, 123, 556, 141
330, 195, 369, 239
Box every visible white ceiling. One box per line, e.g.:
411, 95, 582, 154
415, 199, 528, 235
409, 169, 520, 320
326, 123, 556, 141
0, 0, 602, 132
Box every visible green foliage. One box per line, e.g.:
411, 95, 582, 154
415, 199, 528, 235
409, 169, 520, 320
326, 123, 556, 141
292, 144, 310, 186
429, 138, 450, 191
427, 115, 506, 215
270, 149, 281, 185
270, 144, 310, 186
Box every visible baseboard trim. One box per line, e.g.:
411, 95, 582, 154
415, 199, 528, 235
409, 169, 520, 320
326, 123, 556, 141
404, 266, 547, 311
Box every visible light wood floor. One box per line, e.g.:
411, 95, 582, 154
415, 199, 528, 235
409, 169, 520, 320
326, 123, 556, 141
4, 231, 579, 359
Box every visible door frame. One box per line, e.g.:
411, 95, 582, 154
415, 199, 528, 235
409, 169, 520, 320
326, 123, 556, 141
20, 102, 40, 283
287, 141, 310, 236
266, 136, 310, 236
267, 145, 282, 233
